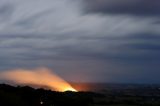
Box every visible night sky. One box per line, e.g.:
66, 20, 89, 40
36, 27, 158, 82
0, 0, 160, 84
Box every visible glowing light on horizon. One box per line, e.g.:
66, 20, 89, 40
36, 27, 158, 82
0, 68, 77, 92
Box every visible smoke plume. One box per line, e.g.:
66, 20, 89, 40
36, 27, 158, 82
0, 68, 76, 92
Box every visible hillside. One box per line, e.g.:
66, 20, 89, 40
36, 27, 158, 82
0, 84, 102, 106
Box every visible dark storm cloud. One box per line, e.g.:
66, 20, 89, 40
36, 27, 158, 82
128, 43, 160, 51
84, 0, 160, 16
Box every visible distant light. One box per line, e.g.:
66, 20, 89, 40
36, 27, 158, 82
64, 87, 77, 92
40, 101, 43, 105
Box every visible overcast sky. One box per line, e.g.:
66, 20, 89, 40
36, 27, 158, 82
0, 0, 160, 83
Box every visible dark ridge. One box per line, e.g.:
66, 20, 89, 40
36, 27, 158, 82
1, 83, 160, 106
0, 84, 103, 106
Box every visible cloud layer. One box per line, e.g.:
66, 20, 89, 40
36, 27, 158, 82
0, 0, 160, 83
84, 0, 160, 16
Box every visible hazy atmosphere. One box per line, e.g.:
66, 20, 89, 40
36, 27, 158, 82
0, 0, 160, 83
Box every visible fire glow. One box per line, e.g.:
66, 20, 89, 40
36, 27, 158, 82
0, 68, 77, 92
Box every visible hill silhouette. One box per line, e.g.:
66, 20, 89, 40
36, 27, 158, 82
0, 84, 103, 106
1, 83, 160, 106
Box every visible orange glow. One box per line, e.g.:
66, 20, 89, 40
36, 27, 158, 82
0, 68, 77, 92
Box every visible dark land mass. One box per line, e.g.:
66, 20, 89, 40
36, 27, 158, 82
1, 83, 160, 106
0, 84, 102, 106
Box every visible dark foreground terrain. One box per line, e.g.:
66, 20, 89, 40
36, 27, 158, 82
0, 84, 102, 106
1, 83, 160, 106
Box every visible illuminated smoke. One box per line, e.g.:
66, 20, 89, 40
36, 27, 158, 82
0, 68, 76, 92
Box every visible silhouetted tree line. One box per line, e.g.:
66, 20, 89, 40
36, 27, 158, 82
0, 84, 103, 106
